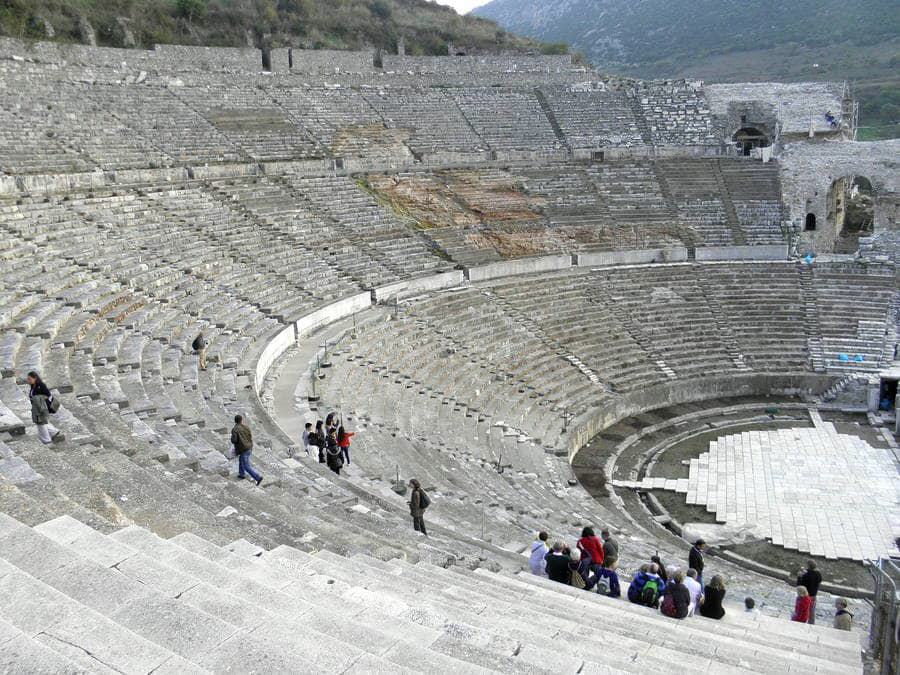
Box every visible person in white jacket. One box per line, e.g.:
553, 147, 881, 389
528, 531, 550, 575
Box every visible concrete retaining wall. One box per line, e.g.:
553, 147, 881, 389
466, 254, 572, 283
254, 325, 297, 391
295, 292, 372, 339
695, 245, 789, 261
373, 270, 465, 303
576, 248, 689, 267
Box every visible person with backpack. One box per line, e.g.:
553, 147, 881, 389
312, 420, 325, 463
660, 570, 692, 619
337, 425, 354, 465
408, 479, 429, 536
325, 429, 343, 475
192, 332, 208, 371
231, 414, 262, 485
628, 564, 665, 608
796, 560, 822, 624
26, 371, 62, 445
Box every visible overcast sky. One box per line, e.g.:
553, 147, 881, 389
433, 0, 490, 14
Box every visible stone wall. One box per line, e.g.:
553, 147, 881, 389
567, 372, 839, 460
270, 48, 374, 74
382, 54, 574, 74
153, 44, 262, 72
705, 82, 845, 137
780, 139, 900, 254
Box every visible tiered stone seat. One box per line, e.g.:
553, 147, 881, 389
175, 86, 322, 161
453, 88, 562, 153
813, 264, 895, 370
269, 87, 405, 160
587, 161, 684, 249
286, 174, 453, 282
699, 263, 810, 371
0, 514, 861, 673
364, 88, 486, 156
540, 86, 645, 149
720, 161, 785, 244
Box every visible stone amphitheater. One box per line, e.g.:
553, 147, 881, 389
0, 38, 898, 673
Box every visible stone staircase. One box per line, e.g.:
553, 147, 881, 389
798, 265, 827, 373
0, 513, 863, 674
713, 160, 748, 246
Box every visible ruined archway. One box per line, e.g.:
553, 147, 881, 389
828, 175, 875, 253
733, 127, 770, 156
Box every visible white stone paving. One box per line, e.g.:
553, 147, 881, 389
617, 423, 900, 561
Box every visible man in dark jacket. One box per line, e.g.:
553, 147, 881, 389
408, 479, 428, 536
689, 540, 706, 586
544, 543, 575, 585
192, 332, 208, 371
231, 415, 262, 485
797, 560, 823, 624
601, 530, 619, 570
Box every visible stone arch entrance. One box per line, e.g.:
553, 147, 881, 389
733, 127, 771, 156
805, 213, 817, 231
828, 175, 876, 253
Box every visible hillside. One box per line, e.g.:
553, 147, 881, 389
0, 0, 551, 58
475, 0, 900, 139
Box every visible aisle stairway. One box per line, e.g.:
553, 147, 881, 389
0, 513, 862, 674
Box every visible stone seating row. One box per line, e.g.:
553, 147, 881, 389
0, 514, 861, 673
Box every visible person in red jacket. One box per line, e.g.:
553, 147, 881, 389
576, 526, 605, 590
337, 425, 354, 465
792, 586, 813, 623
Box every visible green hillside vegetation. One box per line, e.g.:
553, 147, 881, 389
0, 0, 550, 57
475, 0, 900, 139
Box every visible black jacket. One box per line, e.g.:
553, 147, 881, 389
797, 569, 822, 597
689, 546, 704, 575
544, 552, 574, 584
700, 585, 726, 620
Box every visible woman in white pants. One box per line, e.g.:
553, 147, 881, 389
27, 371, 60, 444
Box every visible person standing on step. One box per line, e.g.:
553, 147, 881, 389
325, 428, 343, 475
528, 531, 550, 576
337, 425, 354, 466
192, 332, 208, 371
651, 555, 669, 583
231, 415, 263, 486
699, 575, 727, 620
301, 422, 312, 456
689, 540, 706, 586
833, 598, 853, 631
325, 411, 339, 435
796, 560, 822, 624
792, 586, 813, 623
26, 371, 62, 445
601, 529, 619, 570
408, 479, 429, 536
313, 420, 326, 463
